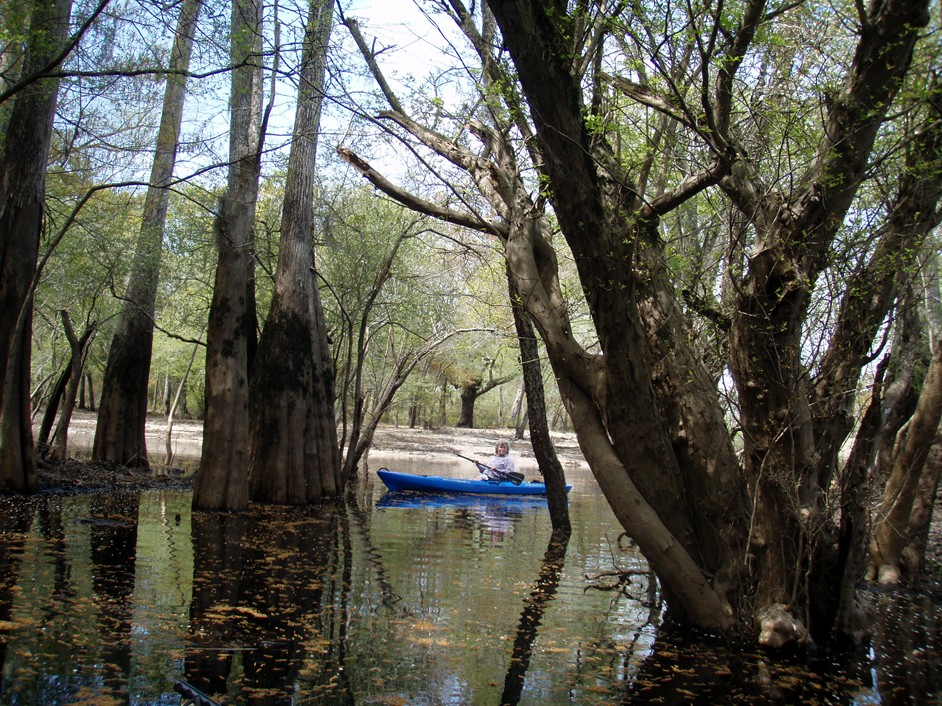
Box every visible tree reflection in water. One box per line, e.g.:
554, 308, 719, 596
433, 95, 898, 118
0, 497, 35, 693
185, 504, 350, 704
0, 486, 939, 704
88, 494, 140, 701
501, 530, 569, 705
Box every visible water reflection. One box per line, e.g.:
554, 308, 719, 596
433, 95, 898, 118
0, 498, 34, 696
88, 494, 140, 700
0, 471, 938, 704
376, 491, 552, 546
185, 505, 349, 704
501, 532, 569, 706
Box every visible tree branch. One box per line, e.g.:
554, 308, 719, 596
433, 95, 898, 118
337, 147, 508, 237
642, 157, 730, 216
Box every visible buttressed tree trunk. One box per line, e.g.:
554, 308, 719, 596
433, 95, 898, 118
93, 0, 202, 468
193, 0, 262, 512
0, 0, 74, 494
248, 0, 340, 504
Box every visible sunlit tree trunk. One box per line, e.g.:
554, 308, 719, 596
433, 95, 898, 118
0, 0, 73, 494
248, 0, 339, 504
192, 0, 262, 511
93, 0, 202, 467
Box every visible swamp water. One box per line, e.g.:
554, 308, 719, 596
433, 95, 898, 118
0, 457, 939, 705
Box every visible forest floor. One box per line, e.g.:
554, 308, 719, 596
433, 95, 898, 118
34, 410, 942, 577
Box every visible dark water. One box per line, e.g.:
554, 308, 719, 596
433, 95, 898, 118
0, 456, 939, 705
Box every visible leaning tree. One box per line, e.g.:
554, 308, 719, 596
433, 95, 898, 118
93, 0, 204, 468
340, 0, 935, 646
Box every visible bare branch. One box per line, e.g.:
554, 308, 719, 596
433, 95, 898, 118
340, 14, 404, 114
337, 147, 508, 237
602, 73, 692, 127
0, 0, 112, 106
642, 157, 730, 217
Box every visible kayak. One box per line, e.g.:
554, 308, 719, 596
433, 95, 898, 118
376, 491, 557, 510
376, 468, 571, 496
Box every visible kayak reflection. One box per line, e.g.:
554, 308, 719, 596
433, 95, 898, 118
376, 491, 561, 545
376, 490, 557, 510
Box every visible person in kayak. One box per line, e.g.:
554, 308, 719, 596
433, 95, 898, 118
474, 442, 516, 481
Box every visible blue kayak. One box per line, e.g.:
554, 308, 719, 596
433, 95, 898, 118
376, 468, 571, 496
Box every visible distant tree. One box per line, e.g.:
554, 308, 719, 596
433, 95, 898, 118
455, 364, 515, 428
36, 310, 97, 461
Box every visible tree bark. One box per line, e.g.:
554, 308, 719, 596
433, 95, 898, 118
0, 0, 73, 494
48, 311, 96, 461
506, 261, 570, 534
723, 0, 929, 641
811, 92, 942, 477
869, 344, 942, 584
93, 0, 203, 467
486, 0, 929, 643
248, 0, 339, 504
902, 433, 942, 578
193, 0, 261, 511
488, 0, 735, 631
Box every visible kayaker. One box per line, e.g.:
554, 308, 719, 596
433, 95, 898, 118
474, 442, 516, 480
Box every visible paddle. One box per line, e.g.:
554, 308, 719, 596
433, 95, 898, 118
455, 452, 524, 485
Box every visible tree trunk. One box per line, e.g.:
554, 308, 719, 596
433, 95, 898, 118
93, 0, 203, 468
248, 0, 339, 504
456, 381, 480, 428
724, 0, 929, 642
489, 0, 734, 631
166, 338, 200, 466
457, 374, 513, 429
81, 372, 95, 411
869, 344, 942, 584
487, 0, 929, 644
899, 433, 941, 578
48, 312, 96, 461
193, 0, 261, 511
37, 357, 71, 453
0, 0, 73, 494
506, 261, 570, 534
